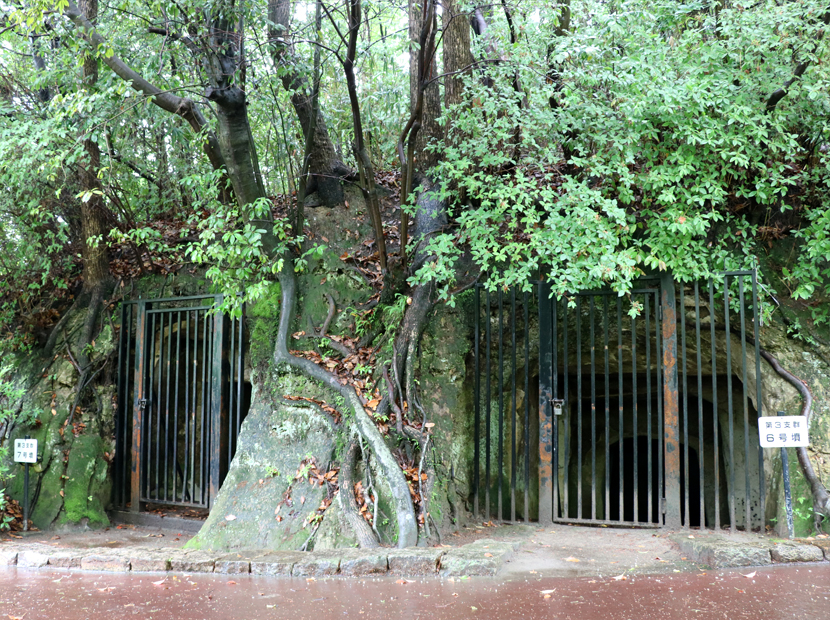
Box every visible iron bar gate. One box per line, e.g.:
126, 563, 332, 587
113, 295, 247, 512
472, 271, 766, 531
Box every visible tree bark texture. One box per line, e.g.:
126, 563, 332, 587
408, 1, 441, 172
269, 0, 347, 206
78, 0, 110, 290
442, 0, 474, 138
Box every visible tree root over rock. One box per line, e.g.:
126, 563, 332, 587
760, 348, 830, 533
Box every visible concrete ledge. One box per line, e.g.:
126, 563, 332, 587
168, 551, 216, 573
81, 554, 131, 572
671, 534, 772, 568
48, 550, 85, 569
128, 552, 171, 572
216, 556, 251, 574
387, 548, 444, 575
0, 550, 18, 566
250, 553, 304, 576
17, 550, 50, 569
440, 539, 515, 577
771, 542, 825, 563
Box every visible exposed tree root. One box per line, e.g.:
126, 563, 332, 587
338, 438, 380, 548
760, 348, 830, 533
276, 254, 418, 548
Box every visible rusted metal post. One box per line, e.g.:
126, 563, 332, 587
538, 282, 554, 523
131, 300, 147, 513
660, 274, 682, 528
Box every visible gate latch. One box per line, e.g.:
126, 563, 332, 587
138, 398, 147, 411
552, 399, 565, 416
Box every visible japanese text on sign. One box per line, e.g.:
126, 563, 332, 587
13, 438, 38, 463
758, 416, 809, 448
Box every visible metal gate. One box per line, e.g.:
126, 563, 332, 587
113, 295, 247, 512
472, 271, 766, 531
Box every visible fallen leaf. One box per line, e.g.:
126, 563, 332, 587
227, 581, 237, 585
564, 556, 580, 562
484, 553, 493, 558
225, 514, 237, 521
396, 579, 410, 585
540, 589, 556, 594
613, 575, 627, 581
544, 594, 552, 599
152, 579, 167, 586
97, 587, 116, 592
743, 571, 756, 579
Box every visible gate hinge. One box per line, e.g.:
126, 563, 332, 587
138, 398, 147, 411
661, 496, 667, 515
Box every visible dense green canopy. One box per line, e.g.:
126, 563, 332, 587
0, 0, 828, 340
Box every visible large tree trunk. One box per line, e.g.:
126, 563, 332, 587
408, 1, 441, 172
442, 0, 474, 110
269, 0, 348, 207
78, 0, 110, 293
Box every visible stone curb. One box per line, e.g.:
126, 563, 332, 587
670, 534, 830, 568
0, 540, 513, 578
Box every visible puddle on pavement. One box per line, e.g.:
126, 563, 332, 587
0, 564, 828, 619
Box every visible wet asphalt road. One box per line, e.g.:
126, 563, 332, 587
0, 564, 828, 620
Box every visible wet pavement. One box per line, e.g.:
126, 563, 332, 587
0, 563, 828, 619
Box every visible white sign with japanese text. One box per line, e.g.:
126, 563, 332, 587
759, 416, 809, 448
13, 438, 38, 463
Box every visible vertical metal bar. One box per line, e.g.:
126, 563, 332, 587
191, 310, 200, 505
709, 279, 720, 531
182, 310, 191, 503
229, 308, 236, 467
172, 311, 182, 502
131, 301, 147, 513
656, 291, 664, 525
563, 297, 570, 519
681, 286, 689, 527
631, 306, 638, 523
752, 270, 765, 529
538, 282, 553, 523
210, 296, 227, 508
550, 292, 558, 521
237, 305, 244, 452
739, 277, 751, 531
163, 311, 173, 501
510, 288, 517, 522
498, 290, 504, 520
617, 297, 624, 522
485, 290, 492, 521
576, 296, 583, 520
661, 273, 682, 528
200, 308, 210, 506
149, 312, 158, 501
474, 286, 480, 519
724, 276, 736, 533
603, 296, 611, 521
115, 302, 127, 508
524, 290, 531, 523
695, 283, 705, 528
645, 294, 653, 523
590, 297, 599, 521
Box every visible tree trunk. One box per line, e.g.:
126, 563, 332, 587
269, 0, 348, 207
442, 0, 474, 145
409, 1, 441, 172
78, 0, 110, 292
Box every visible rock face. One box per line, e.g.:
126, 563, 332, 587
186, 367, 339, 552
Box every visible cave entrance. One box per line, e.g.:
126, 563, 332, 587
472, 270, 767, 532
113, 295, 250, 513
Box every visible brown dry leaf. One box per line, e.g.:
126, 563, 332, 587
227, 581, 237, 585
484, 553, 493, 558
366, 399, 380, 410
396, 579, 411, 585
564, 556, 580, 562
